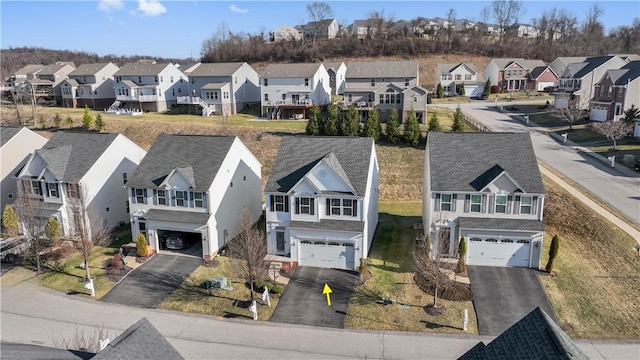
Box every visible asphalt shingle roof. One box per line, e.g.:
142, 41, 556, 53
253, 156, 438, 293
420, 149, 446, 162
92, 317, 184, 360
265, 136, 374, 196
529, 65, 553, 79
0, 343, 93, 360
126, 134, 236, 191
33, 132, 118, 182
323, 61, 344, 72
260, 63, 323, 78
573, 56, 617, 78
289, 219, 365, 232
114, 62, 171, 76
13, 64, 44, 76
1, 127, 22, 147
613, 60, 640, 85
458, 307, 588, 360
146, 209, 211, 224
458, 217, 545, 232
36, 63, 74, 76
346, 60, 419, 79
427, 132, 545, 194
187, 62, 244, 77
69, 63, 112, 77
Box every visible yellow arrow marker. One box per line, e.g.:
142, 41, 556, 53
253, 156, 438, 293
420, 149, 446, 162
323, 283, 333, 306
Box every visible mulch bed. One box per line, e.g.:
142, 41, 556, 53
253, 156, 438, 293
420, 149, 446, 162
105, 265, 133, 283
135, 256, 149, 264
414, 272, 473, 301
424, 304, 447, 317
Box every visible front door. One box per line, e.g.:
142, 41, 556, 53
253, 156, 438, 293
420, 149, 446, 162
276, 231, 285, 253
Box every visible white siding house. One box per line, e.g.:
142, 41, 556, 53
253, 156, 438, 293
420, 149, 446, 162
323, 61, 347, 95
61, 62, 119, 109
126, 135, 262, 259
269, 24, 301, 42
265, 136, 378, 271
435, 63, 485, 97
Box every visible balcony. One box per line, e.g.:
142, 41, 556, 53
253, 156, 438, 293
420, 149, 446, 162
339, 101, 376, 110
116, 94, 157, 102
276, 99, 313, 108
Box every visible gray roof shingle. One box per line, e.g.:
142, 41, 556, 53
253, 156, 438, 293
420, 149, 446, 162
69, 63, 112, 77
145, 209, 211, 224
126, 134, 236, 191
289, 219, 365, 232
1, 127, 22, 147
573, 56, 618, 78
346, 60, 419, 79
427, 133, 545, 194
265, 136, 374, 196
187, 62, 244, 77
114, 62, 171, 76
33, 132, 119, 182
613, 60, 640, 85
458, 307, 588, 360
92, 317, 183, 360
458, 217, 545, 232
260, 63, 324, 78
0, 343, 93, 360
13, 64, 44, 76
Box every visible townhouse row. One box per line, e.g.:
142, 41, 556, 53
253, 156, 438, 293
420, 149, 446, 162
4, 126, 546, 271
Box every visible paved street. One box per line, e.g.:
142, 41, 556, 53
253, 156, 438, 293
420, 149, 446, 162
1, 282, 638, 359
442, 102, 640, 226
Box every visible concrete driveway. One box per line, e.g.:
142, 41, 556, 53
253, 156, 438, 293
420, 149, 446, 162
270, 266, 357, 328
467, 266, 555, 336
101, 254, 201, 308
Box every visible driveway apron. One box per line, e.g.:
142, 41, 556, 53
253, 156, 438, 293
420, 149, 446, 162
467, 266, 555, 336
270, 266, 357, 328
101, 254, 201, 308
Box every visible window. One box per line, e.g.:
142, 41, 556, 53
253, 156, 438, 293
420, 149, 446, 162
264, 94, 269, 101
370, 78, 376, 86
379, 94, 384, 104
520, 196, 532, 214
517, 239, 530, 244
501, 239, 513, 243
404, 78, 409, 86
470, 194, 482, 213
271, 195, 289, 212
328, 241, 340, 246
194, 192, 204, 208
134, 189, 146, 204
485, 238, 498, 243
470, 237, 482, 242
455, 74, 462, 81
397, 94, 401, 104
223, 91, 229, 99
608, 87, 613, 97
300, 240, 311, 245
46, 183, 59, 198
440, 194, 452, 211
263, 79, 268, 86
465, 74, 472, 81
191, 78, 195, 84
442, 74, 452, 80
342, 199, 357, 217
305, 78, 309, 86
175, 191, 187, 207
282, 94, 286, 101
67, 183, 79, 198
495, 194, 507, 213
125, 200, 130, 214
295, 197, 314, 215
170, 76, 173, 82
157, 189, 167, 205
330, 198, 341, 215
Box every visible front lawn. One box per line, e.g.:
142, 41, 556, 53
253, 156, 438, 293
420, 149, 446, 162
552, 125, 608, 144
589, 144, 640, 170
159, 256, 279, 320
344, 200, 478, 333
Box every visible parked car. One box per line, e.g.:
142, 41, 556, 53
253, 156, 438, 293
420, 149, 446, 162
0, 237, 28, 263
634, 159, 640, 171
165, 233, 185, 249
543, 86, 558, 93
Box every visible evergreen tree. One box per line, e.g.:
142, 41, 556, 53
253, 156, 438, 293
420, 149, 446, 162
428, 112, 442, 132
459, 83, 466, 96
136, 233, 149, 257
386, 107, 401, 144
452, 106, 465, 132
94, 113, 105, 131
484, 79, 491, 96
45, 217, 61, 246
1, 205, 19, 237
545, 235, 560, 273
81, 105, 93, 129
436, 83, 444, 98
404, 109, 421, 146
343, 104, 359, 136
363, 108, 380, 142
324, 104, 339, 136
306, 106, 320, 135
53, 113, 62, 128
456, 237, 467, 273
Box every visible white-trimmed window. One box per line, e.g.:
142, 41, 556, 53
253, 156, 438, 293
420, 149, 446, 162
157, 189, 167, 205
28, 180, 42, 195
342, 199, 357, 217
495, 194, 507, 213
134, 188, 146, 204
470, 194, 482, 213
455, 74, 462, 80
371, 78, 376, 86
270, 195, 289, 212
193, 192, 204, 208
46, 183, 59, 198
440, 194, 453, 211
305, 78, 309, 86
404, 78, 409, 86
295, 197, 315, 215
465, 74, 472, 80
264, 94, 269, 102
175, 191, 187, 207
263, 79, 268, 86
330, 198, 341, 215
520, 196, 532, 214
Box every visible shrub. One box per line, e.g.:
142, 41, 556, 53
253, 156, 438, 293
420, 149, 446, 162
136, 233, 148, 257
436, 83, 444, 98
271, 285, 284, 294
451, 106, 465, 132
38, 115, 47, 128
545, 235, 559, 273
306, 106, 320, 135
81, 105, 93, 129
459, 83, 466, 96
65, 115, 73, 126
45, 217, 61, 246
53, 113, 62, 128
386, 107, 401, 144
490, 85, 500, 94
428, 112, 442, 132
484, 80, 491, 96
94, 113, 105, 131
363, 107, 380, 142
2, 205, 19, 237
110, 254, 123, 268
456, 237, 467, 273
403, 109, 420, 147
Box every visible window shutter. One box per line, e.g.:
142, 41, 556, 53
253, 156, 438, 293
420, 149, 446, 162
506, 195, 513, 214
143, 189, 148, 204
270, 195, 275, 212
55, 184, 59, 197
284, 196, 289, 212
171, 191, 176, 207
464, 194, 470, 213
153, 189, 157, 205
532, 197, 538, 215
295, 198, 300, 214
203, 193, 207, 209
434, 193, 441, 211
45, 183, 50, 195
481, 194, 487, 213
310, 198, 315, 215
189, 192, 194, 208
353, 200, 358, 217
515, 196, 521, 214
488, 194, 495, 214
451, 194, 457, 212
326, 199, 331, 215
131, 188, 136, 203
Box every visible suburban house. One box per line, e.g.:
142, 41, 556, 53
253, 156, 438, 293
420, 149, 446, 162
14, 62, 75, 106
302, 19, 339, 40
259, 63, 332, 119
323, 61, 347, 95
549, 57, 587, 78
112, 61, 188, 112
126, 134, 262, 260
485, 58, 547, 92
60, 62, 119, 109
553, 55, 627, 110
423, 132, 546, 268
0, 127, 48, 211
527, 65, 558, 91
435, 63, 486, 97
342, 60, 428, 123
505, 23, 540, 38
6, 64, 44, 87
15, 132, 146, 236
269, 24, 301, 42
178, 62, 260, 116
264, 136, 378, 271
589, 60, 640, 121
347, 20, 371, 39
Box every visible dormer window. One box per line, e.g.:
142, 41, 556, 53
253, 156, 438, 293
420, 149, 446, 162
46, 183, 59, 198
305, 78, 309, 86
193, 192, 204, 208
175, 191, 187, 207
495, 194, 507, 213
270, 195, 289, 212
264, 79, 268, 86
157, 189, 167, 205
295, 197, 315, 215
371, 78, 375, 86
520, 196, 532, 214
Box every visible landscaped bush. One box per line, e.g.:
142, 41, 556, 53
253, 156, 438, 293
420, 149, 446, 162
136, 233, 148, 257
490, 85, 500, 94
414, 271, 472, 302
271, 285, 283, 294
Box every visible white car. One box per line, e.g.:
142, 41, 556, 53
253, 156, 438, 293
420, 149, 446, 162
0, 237, 28, 263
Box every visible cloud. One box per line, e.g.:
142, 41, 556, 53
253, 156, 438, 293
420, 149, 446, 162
98, 0, 124, 12
229, 4, 248, 14
137, 0, 166, 17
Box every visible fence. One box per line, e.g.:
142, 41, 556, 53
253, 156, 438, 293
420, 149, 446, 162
428, 107, 490, 132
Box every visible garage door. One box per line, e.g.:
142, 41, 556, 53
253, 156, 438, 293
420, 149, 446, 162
466, 237, 531, 267
537, 81, 555, 91
299, 240, 355, 270
590, 108, 608, 122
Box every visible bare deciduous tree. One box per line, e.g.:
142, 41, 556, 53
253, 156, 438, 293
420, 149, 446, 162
227, 211, 268, 301
488, 0, 523, 44
13, 181, 50, 272
306, 1, 333, 43
52, 323, 114, 354
552, 97, 587, 130
591, 120, 631, 150
414, 222, 450, 311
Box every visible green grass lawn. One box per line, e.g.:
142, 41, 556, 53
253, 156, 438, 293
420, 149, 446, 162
159, 256, 279, 320
589, 144, 640, 170
552, 125, 607, 144
345, 200, 478, 333
431, 96, 470, 104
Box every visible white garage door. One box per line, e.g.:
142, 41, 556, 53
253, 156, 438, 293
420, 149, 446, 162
590, 108, 608, 122
299, 240, 355, 270
466, 237, 531, 267
537, 81, 555, 91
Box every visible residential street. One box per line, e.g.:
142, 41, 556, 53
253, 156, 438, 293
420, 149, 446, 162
441, 102, 640, 227
1, 282, 638, 359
